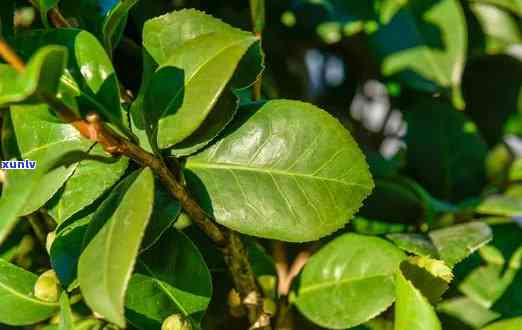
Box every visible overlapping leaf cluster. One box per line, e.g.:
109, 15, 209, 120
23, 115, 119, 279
0, 0, 521, 329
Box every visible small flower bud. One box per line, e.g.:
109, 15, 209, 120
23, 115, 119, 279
161, 314, 192, 330
34, 270, 61, 302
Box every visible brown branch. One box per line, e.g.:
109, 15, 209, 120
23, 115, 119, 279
0, 38, 270, 329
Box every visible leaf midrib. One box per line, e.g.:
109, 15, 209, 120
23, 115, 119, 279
187, 161, 371, 189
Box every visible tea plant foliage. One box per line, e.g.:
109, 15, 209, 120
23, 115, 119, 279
0, 0, 521, 329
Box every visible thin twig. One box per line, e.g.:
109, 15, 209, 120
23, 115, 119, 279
0, 38, 270, 329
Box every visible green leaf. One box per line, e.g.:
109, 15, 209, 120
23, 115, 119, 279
126, 229, 212, 329
471, 0, 522, 15
168, 91, 239, 157
459, 245, 521, 308
140, 182, 181, 252
39, 0, 60, 28
50, 211, 93, 288
387, 233, 439, 258
394, 271, 442, 330
470, 3, 522, 54
78, 168, 155, 327
146, 30, 257, 149
47, 144, 129, 224
482, 317, 522, 330
185, 100, 373, 242
401, 256, 453, 303
58, 292, 74, 330
369, 0, 467, 93
11, 29, 128, 135
0, 45, 67, 107
437, 296, 501, 328
0, 259, 59, 325
405, 98, 488, 201
463, 55, 522, 145
9, 104, 93, 216
102, 0, 139, 52
295, 234, 406, 329
477, 185, 522, 217
378, 0, 408, 23
429, 222, 493, 267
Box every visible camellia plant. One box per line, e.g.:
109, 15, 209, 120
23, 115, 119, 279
0, 0, 521, 330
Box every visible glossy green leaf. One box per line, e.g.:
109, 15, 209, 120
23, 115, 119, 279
185, 100, 373, 241
429, 222, 493, 267
369, 0, 467, 93
9, 104, 93, 216
47, 144, 129, 224
509, 158, 522, 181
146, 30, 257, 149
78, 169, 155, 327
405, 98, 488, 201
168, 91, 239, 157
126, 229, 212, 330
11, 29, 128, 134
463, 55, 522, 145
140, 182, 181, 252
482, 317, 522, 330
395, 271, 442, 330
295, 234, 406, 329
0, 45, 67, 107
102, 0, 139, 52
0, 259, 59, 325
39, 0, 60, 28
58, 292, 74, 330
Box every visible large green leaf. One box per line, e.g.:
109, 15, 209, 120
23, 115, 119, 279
11, 29, 128, 134
437, 296, 501, 328
0, 45, 67, 107
0, 259, 59, 325
47, 143, 129, 224
145, 28, 257, 149
405, 98, 488, 201
395, 270, 442, 330
185, 100, 373, 241
295, 234, 406, 329
369, 0, 467, 94
482, 318, 522, 330
126, 229, 212, 329
9, 104, 93, 216
78, 169, 155, 327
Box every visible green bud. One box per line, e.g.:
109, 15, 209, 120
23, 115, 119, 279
161, 314, 192, 330
34, 270, 61, 302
